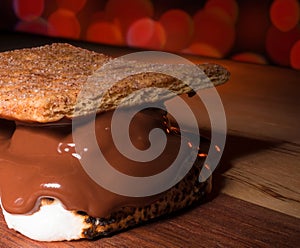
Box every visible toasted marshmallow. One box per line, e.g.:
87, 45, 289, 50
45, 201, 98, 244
1, 198, 88, 241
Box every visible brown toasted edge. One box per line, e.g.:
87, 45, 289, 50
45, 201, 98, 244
78, 154, 211, 239
68, 63, 230, 121
0, 42, 230, 123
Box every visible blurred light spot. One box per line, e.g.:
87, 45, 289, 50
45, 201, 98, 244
15, 18, 49, 36
105, 0, 153, 35
48, 8, 81, 39
266, 25, 300, 66
205, 0, 239, 24
231, 52, 268, 65
13, 0, 44, 21
56, 0, 87, 13
86, 21, 123, 45
235, 0, 270, 54
159, 9, 193, 51
290, 40, 300, 69
193, 9, 235, 57
270, 0, 300, 32
182, 42, 223, 58
127, 18, 166, 50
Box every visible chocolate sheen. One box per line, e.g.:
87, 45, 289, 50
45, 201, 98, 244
0, 108, 198, 217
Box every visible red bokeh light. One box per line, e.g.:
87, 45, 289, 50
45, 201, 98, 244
231, 52, 268, 65
270, 0, 300, 32
235, 0, 270, 54
86, 21, 123, 45
127, 18, 166, 50
15, 18, 49, 36
193, 9, 235, 57
105, 0, 153, 35
183, 42, 223, 58
205, 0, 239, 24
56, 0, 87, 13
290, 40, 300, 69
48, 8, 81, 39
159, 9, 194, 51
266, 25, 300, 66
13, 0, 44, 21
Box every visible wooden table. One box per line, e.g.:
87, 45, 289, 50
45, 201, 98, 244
0, 32, 299, 247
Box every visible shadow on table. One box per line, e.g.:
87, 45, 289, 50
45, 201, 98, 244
209, 131, 285, 199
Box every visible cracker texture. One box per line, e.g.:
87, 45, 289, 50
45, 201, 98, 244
79, 155, 211, 239
0, 43, 229, 123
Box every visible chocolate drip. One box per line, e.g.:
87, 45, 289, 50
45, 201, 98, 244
0, 109, 200, 217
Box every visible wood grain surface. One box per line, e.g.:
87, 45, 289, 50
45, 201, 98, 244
0, 32, 299, 247
165, 54, 300, 220
212, 60, 300, 219
221, 139, 300, 218
1, 194, 299, 248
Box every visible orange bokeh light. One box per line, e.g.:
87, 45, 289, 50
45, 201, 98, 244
193, 9, 235, 57
270, 0, 300, 32
86, 21, 123, 45
231, 52, 268, 65
183, 42, 223, 58
13, 0, 44, 21
205, 0, 239, 24
56, 0, 87, 14
15, 18, 49, 36
127, 18, 166, 50
159, 9, 194, 51
48, 8, 81, 39
235, 0, 270, 54
105, 0, 153, 35
266, 25, 300, 66
290, 40, 300, 69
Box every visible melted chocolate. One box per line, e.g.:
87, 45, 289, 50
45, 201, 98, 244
0, 109, 200, 217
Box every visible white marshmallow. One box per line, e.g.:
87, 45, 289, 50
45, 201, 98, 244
1, 198, 89, 241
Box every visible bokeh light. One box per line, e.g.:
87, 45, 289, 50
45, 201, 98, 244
5, 0, 300, 70
205, 0, 239, 24
13, 0, 44, 22
270, 0, 300, 32
193, 9, 235, 57
127, 18, 166, 50
105, 0, 153, 35
48, 8, 81, 39
290, 40, 300, 69
231, 52, 268, 65
183, 42, 223, 58
266, 25, 300, 66
56, 0, 87, 13
15, 18, 49, 36
235, 0, 270, 54
86, 21, 123, 45
159, 9, 193, 51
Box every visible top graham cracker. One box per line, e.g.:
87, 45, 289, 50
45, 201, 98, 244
0, 43, 230, 123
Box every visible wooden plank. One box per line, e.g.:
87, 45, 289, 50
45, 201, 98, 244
0, 194, 299, 247
0, 32, 299, 246
220, 136, 300, 218
213, 61, 300, 218
177, 57, 300, 218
